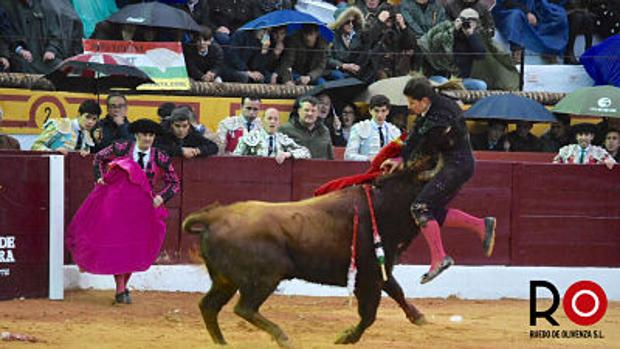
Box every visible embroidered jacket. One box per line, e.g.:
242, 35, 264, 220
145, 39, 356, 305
233, 129, 311, 159
216, 115, 263, 154
31, 118, 94, 152
553, 144, 616, 164
94, 140, 180, 202
344, 119, 401, 161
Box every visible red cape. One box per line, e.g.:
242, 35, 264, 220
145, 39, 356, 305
314, 133, 407, 196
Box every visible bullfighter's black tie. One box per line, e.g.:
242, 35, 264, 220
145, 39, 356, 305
246, 121, 252, 131
74, 131, 83, 150
138, 152, 146, 169
268, 135, 274, 156
379, 126, 385, 147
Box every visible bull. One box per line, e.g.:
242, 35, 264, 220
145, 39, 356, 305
182, 155, 443, 348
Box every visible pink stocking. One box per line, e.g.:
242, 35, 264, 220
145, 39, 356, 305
124, 273, 132, 291
113, 274, 125, 295
420, 220, 447, 269
444, 208, 484, 240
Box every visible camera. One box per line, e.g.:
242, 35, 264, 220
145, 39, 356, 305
459, 16, 477, 30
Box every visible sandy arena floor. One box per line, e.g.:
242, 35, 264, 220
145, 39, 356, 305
0, 290, 618, 349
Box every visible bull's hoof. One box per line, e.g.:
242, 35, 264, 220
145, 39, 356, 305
335, 327, 361, 344
276, 337, 297, 349
412, 314, 428, 326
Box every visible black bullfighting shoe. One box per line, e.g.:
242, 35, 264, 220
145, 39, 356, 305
114, 292, 126, 305
483, 217, 496, 257
420, 256, 454, 284
124, 289, 132, 304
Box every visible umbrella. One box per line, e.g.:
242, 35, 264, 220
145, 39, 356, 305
580, 35, 620, 87
356, 75, 465, 106
464, 94, 556, 122
44, 53, 154, 93
238, 9, 334, 42
106, 2, 202, 32
552, 85, 620, 118
303, 77, 367, 102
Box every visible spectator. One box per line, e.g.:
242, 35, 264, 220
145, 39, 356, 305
349, 0, 384, 18
559, 0, 596, 64
31, 100, 102, 156
327, 7, 365, 80
277, 24, 329, 85
264, 26, 288, 84
316, 94, 345, 146
217, 97, 263, 154
333, 101, 361, 145
553, 123, 615, 169
604, 129, 620, 163
184, 26, 224, 83
418, 9, 488, 90
0, 6, 15, 72
0, 106, 20, 150
540, 115, 571, 152
156, 107, 218, 159
360, 3, 418, 82
1, 0, 63, 74
203, 0, 262, 45
221, 28, 270, 83
345, 94, 401, 161
470, 119, 510, 151
444, 0, 495, 39
492, 0, 569, 64
280, 96, 334, 159
594, 117, 620, 146
92, 92, 132, 153
400, 0, 446, 39
505, 121, 542, 152
258, 0, 293, 14
157, 102, 176, 123
233, 107, 311, 163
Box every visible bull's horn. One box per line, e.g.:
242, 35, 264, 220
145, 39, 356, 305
417, 154, 444, 181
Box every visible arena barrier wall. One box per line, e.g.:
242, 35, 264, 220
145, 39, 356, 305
0, 154, 64, 301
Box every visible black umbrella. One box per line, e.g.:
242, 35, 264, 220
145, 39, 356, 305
304, 77, 367, 103
106, 2, 202, 32
44, 53, 154, 93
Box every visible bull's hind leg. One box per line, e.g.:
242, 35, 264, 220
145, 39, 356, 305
383, 277, 427, 325
335, 279, 382, 344
199, 278, 238, 345
234, 282, 294, 349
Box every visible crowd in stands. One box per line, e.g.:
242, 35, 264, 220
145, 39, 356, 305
0, 0, 618, 90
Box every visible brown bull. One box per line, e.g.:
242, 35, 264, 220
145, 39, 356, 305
182, 156, 443, 348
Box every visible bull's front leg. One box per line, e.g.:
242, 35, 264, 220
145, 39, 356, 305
383, 276, 427, 326
335, 279, 382, 344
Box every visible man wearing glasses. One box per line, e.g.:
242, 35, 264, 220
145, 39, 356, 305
217, 96, 263, 154
92, 92, 132, 153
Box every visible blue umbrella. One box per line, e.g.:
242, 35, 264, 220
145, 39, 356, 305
464, 94, 557, 122
238, 9, 334, 42
580, 34, 620, 87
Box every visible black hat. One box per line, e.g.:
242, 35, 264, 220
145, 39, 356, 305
571, 123, 597, 136
129, 119, 162, 135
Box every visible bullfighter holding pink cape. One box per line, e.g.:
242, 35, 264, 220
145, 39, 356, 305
67, 119, 180, 304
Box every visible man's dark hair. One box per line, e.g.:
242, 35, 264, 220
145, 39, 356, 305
369, 94, 391, 110
403, 78, 436, 100
78, 99, 102, 116
194, 26, 213, 42
299, 95, 320, 106
241, 96, 261, 105
106, 92, 127, 105
157, 102, 176, 121
302, 24, 319, 34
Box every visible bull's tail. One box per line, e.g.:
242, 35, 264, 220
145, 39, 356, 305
182, 202, 221, 234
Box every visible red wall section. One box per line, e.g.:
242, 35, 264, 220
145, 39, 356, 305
291, 160, 368, 200
0, 155, 50, 300
510, 164, 620, 266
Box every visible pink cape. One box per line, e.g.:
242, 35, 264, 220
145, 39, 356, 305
66, 158, 168, 275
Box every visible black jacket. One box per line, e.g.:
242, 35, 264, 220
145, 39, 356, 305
155, 129, 218, 158
93, 115, 131, 153
183, 41, 224, 80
